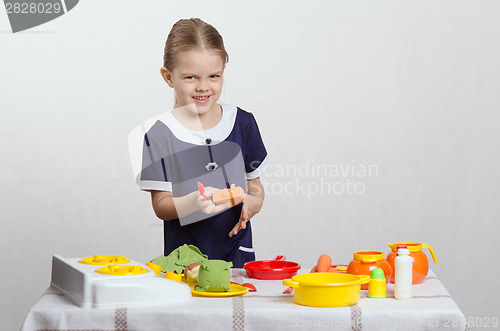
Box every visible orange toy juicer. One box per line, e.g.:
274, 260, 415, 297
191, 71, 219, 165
386, 242, 439, 284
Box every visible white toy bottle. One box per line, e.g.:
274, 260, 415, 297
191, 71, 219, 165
394, 245, 413, 300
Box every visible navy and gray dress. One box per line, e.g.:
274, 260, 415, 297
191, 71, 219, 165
140, 104, 269, 267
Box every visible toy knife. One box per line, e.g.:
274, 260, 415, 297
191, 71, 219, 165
197, 181, 209, 201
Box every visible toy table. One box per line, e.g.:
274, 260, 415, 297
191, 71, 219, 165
21, 269, 468, 331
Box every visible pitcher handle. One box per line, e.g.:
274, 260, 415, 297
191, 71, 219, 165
422, 243, 439, 264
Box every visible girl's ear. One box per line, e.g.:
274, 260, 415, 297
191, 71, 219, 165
160, 67, 174, 87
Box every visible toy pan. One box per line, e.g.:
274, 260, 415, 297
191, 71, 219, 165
243, 255, 301, 280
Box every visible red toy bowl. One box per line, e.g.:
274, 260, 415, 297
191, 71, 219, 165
243, 256, 301, 280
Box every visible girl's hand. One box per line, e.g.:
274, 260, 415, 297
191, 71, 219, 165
229, 193, 259, 237
196, 186, 231, 214
229, 179, 265, 237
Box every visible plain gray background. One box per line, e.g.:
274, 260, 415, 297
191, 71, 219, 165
2, 0, 499, 330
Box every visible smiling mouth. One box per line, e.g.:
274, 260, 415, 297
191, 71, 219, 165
193, 96, 210, 100
193, 95, 211, 104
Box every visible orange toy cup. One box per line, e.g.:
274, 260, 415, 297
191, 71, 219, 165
387, 242, 439, 284
346, 251, 392, 290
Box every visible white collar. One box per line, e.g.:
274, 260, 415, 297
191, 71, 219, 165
158, 104, 237, 145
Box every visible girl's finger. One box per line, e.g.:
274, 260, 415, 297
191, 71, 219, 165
212, 204, 227, 213
229, 222, 241, 237
200, 199, 210, 206
243, 209, 249, 221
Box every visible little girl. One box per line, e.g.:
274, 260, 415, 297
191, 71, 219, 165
139, 18, 269, 267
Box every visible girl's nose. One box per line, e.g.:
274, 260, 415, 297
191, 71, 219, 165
196, 80, 209, 91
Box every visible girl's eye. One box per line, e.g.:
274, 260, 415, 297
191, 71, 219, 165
185, 76, 195, 81
210, 75, 220, 79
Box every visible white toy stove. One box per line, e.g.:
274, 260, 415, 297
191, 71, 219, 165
50, 255, 191, 308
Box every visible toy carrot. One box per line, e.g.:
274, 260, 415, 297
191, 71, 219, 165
316, 254, 332, 272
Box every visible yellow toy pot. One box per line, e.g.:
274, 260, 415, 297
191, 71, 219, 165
283, 273, 370, 307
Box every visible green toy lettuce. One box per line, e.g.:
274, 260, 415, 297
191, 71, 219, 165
151, 244, 208, 274
195, 260, 233, 292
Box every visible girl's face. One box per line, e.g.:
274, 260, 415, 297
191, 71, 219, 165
162, 49, 225, 116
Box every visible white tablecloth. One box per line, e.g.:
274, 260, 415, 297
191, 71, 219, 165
21, 269, 468, 331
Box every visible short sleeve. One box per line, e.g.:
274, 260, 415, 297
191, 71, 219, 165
243, 113, 269, 179
139, 126, 173, 191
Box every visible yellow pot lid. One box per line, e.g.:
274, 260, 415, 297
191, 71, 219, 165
354, 251, 385, 263
95, 265, 149, 276
78, 255, 130, 265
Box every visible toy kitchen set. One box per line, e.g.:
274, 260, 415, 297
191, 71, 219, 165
50, 241, 439, 308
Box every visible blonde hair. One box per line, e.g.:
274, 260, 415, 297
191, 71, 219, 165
163, 18, 229, 70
